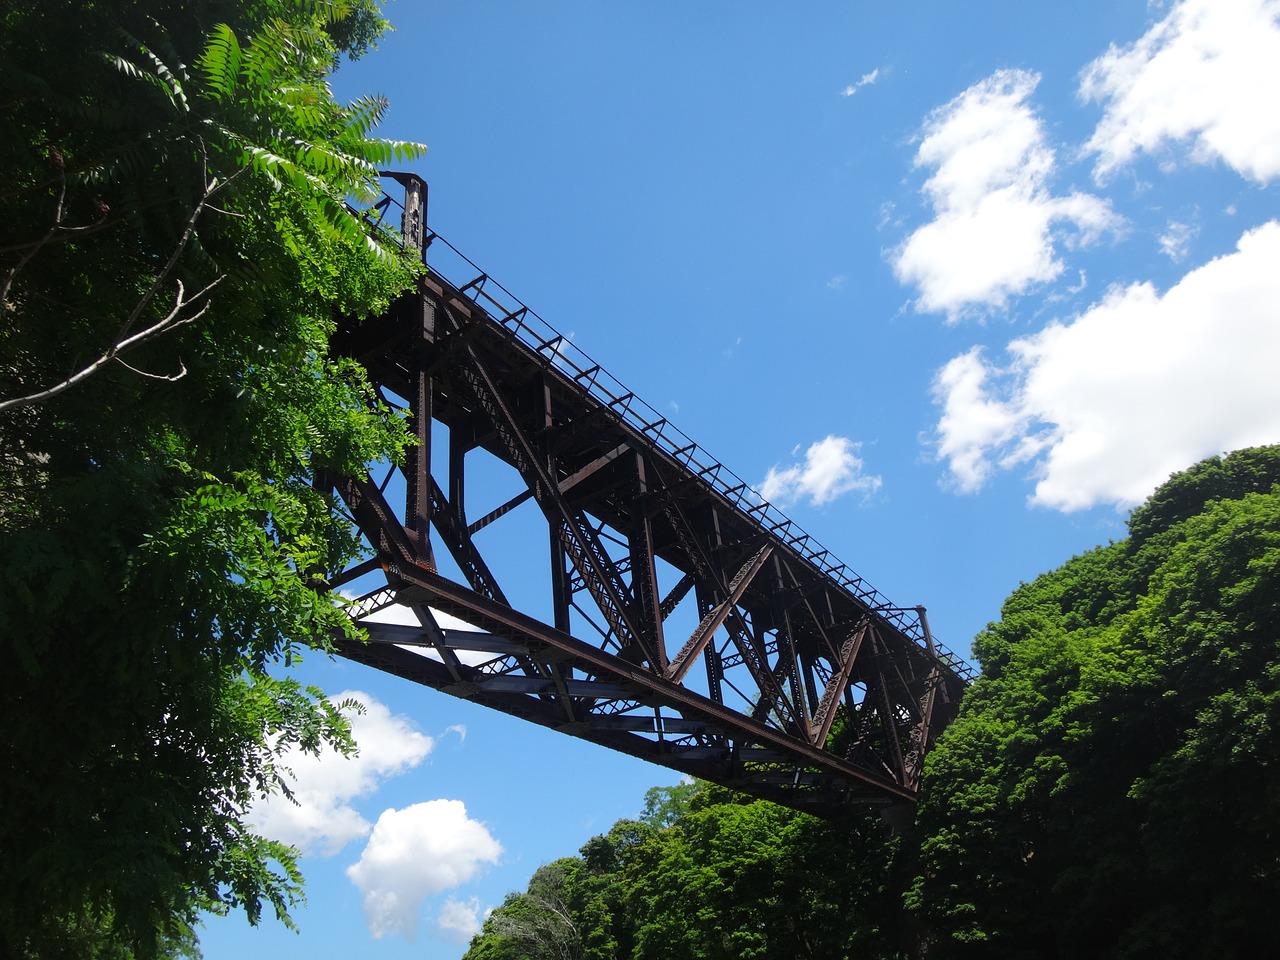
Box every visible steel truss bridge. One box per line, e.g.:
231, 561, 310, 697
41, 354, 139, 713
321, 174, 973, 815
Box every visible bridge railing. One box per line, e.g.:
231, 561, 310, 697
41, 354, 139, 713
359, 180, 977, 684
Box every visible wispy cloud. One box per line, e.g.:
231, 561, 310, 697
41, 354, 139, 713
1081, 0, 1280, 184
438, 896, 488, 943
893, 69, 1120, 321
760, 435, 882, 507
1158, 218, 1199, 261
932, 220, 1280, 511
841, 68, 880, 96
347, 800, 502, 941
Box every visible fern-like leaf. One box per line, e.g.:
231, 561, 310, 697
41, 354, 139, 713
198, 23, 243, 101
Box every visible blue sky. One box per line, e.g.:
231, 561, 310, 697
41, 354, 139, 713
200, 1, 1280, 956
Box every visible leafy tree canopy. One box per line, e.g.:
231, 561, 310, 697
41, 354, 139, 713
465, 780, 906, 960
909, 445, 1280, 959
0, 1, 422, 956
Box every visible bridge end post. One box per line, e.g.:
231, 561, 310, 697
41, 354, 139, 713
378, 170, 428, 260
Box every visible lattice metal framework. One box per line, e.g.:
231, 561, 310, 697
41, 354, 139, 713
322, 175, 973, 814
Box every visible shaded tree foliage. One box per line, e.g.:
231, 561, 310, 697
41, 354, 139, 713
6, 913, 200, 960
909, 445, 1280, 959
0, 1, 422, 956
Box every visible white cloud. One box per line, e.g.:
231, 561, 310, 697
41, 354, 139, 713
932, 220, 1280, 511
893, 70, 1120, 320
932, 348, 1026, 493
347, 800, 503, 940
842, 68, 880, 96
247, 692, 435, 856
438, 896, 487, 943
1081, 0, 1280, 184
760, 435, 882, 506
1159, 219, 1199, 261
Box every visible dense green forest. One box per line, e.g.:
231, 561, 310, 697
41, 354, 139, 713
466, 446, 1280, 960
0, 2, 421, 956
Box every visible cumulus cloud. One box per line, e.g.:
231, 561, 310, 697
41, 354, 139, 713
1081, 0, 1280, 184
932, 220, 1280, 511
438, 896, 487, 943
893, 70, 1120, 320
347, 800, 503, 940
760, 435, 882, 506
247, 691, 435, 856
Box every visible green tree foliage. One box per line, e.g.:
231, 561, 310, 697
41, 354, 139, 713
465, 782, 906, 960
467, 860, 588, 960
0, 1, 423, 955
636, 780, 700, 829
909, 446, 1280, 959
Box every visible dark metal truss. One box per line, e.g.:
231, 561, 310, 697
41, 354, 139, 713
322, 175, 972, 815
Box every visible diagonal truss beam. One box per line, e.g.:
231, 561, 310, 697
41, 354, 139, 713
810, 619, 870, 747
666, 543, 773, 684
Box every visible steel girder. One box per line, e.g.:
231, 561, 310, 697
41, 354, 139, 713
324, 181, 971, 815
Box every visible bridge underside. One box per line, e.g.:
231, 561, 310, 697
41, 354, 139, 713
323, 193, 970, 816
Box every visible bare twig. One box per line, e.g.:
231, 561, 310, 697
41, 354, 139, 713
0, 215, 125, 255
114, 355, 189, 382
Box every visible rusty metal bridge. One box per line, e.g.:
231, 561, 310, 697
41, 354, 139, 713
321, 174, 973, 815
